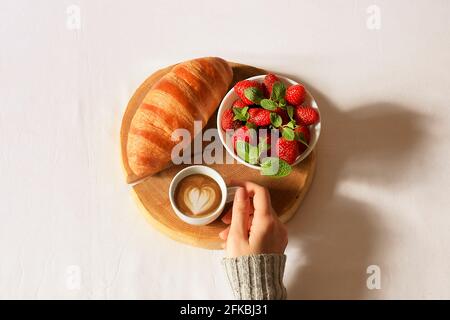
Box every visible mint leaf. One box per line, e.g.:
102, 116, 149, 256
258, 137, 271, 157
287, 105, 294, 120
286, 120, 296, 129
232, 107, 249, 121
236, 140, 259, 164
248, 144, 259, 164
270, 113, 282, 128
261, 157, 292, 177
246, 122, 257, 129
279, 98, 287, 107
258, 143, 270, 157
244, 87, 263, 104
271, 82, 286, 102
260, 99, 278, 111
282, 127, 295, 140
236, 140, 249, 162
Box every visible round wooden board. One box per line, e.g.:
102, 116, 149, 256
120, 62, 316, 249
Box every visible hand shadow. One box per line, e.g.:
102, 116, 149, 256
280, 74, 427, 299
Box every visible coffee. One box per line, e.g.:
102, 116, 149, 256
174, 174, 222, 217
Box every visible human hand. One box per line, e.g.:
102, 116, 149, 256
219, 180, 288, 257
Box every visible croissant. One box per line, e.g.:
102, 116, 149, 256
127, 57, 233, 181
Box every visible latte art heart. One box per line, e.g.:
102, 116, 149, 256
184, 186, 216, 215
174, 174, 222, 217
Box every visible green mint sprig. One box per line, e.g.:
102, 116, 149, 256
260, 99, 278, 111
271, 82, 286, 103
258, 81, 287, 112
258, 136, 271, 158
244, 87, 263, 104
234, 135, 292, 178
286, 105, 294, 120
232, 106, 249, 121
270, 113, 282, 128
261, 157, 292, 178
236, 140, 259, 165
281, 127, 295, 140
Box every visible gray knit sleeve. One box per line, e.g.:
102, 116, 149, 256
222, 254, 287, 300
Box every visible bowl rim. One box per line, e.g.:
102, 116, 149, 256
216, 74, 321, 170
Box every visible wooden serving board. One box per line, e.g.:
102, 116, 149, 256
120, 62, 316, 249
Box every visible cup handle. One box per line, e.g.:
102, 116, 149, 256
226, 186, 240, 203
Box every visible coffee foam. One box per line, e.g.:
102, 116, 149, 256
174, 174, 222, 217
184, 186, 216, 215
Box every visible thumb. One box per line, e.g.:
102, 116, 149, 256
229, 187, 250, 239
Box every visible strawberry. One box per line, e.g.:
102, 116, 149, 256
295, 126, 310, 143
234, 80, 263, 105
263, 73, 280, 98
232, 98, 247, 109
248, 108, 271, 127
221, 109, 242, 131
294, 106, 320, 126
295, 126, 310, 153
274, 107, 290, 125
275, 137, 300, 165
286, 84, 306, 106
232, 126, 256, 150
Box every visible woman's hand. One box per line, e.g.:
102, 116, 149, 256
219, 180, 288, 257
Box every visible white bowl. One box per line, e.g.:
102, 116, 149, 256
217, 75, 321, 170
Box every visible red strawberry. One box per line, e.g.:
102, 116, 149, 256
232, 126, 256, 150
294, 106, 320, 126
274, 107, 290, 125
286, 84, 306, 106
234, 80, 263, 105
221, 109, 242, 131
263, 73, 280, 98
232, 98, 247, 109
248, 108, 271, 126
275, 137, 300, 165
295, 126, 310, 153
295, 126, 310, 143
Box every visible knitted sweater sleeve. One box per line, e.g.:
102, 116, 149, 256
222, 254, 287, 300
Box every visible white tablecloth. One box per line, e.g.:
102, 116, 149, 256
1, 0, 449, 299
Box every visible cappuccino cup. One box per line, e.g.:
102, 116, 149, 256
169, 165, 238, 226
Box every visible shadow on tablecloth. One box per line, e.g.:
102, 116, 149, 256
282, 73, 427, 299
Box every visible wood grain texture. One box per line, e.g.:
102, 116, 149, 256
121, 62, 316, 249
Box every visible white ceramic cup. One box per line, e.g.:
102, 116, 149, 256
168, 165, 238, 226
